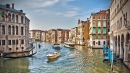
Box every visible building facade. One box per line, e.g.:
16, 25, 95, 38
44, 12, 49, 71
77, 20, 85, 45
89, 10, 109, 48
0, 3, 30, 53
70, 27, 78, 44
109, 0, 130, 67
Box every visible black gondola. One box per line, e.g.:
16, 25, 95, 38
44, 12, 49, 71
2, 52, 37, 59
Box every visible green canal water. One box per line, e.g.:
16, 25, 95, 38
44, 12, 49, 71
0, 42, 130, 73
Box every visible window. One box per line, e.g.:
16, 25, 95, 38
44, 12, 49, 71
12, 40, 15, 45
103, 28, 106, 33
8, 40, 11, 45
8, 25, 11, 35
93, 28, 96, 33
12, 26, 15, 35
103, 35, 106, 39
9, 48, 11, 50
93, 16, 95, 19
98, 28, 101, 33
103, 21, 106, 27
8, 13, 11, 22
21, 27, 24, 35
2, 40, 5, 45
93, 41, 95, 45
103, 41, 105, 45
103, 16, 106, 19
2, 25, 5, 35
21, 16, 23, 24
120, 17, 122, 27
16, 40, 18, 44
16, 47, 18, 50
98, 35, 100, 39
21, 40, 24, 44
98, 16, 100, 19
98, 41, 100, 45
16, 15, 18, 23
16, 26, 18, 35
98, 21, 101, 27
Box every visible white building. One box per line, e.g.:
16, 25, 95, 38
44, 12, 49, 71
0, 3, 30, 53
109, 0, 130, 67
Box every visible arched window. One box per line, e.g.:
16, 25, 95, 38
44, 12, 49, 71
8, 13, 11, 22
21, 27, 24, 35
12, 26, 15, 35
98, 41, 100, 45
8, 25, 11, 35
16, 15, 18, 23
12, 14, 15, 22
21, 16, 23, 23
16, 26, 18, 35
2, 25, 5, 34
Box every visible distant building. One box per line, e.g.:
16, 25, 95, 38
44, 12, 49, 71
70, 27, 78, 44
48, 29, 57, 43
77, 20, 85, 45
110, 0, 130, 67
64, 29, 70, 42
41, 31, 46, 42
89, 10, 109, 48
84, 18, 90, 45
0, 3, 30, 53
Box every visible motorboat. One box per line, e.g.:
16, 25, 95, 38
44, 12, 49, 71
47, 52, 60, 59
64, 42, 75, 48
52, 44, 61, 50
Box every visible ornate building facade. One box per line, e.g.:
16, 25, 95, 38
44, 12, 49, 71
0, 3, 30, 53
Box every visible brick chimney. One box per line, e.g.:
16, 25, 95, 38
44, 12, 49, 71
12, 3, 14, 9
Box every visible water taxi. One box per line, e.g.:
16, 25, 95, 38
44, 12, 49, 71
64, 42, 75, 48
47, 52, 60, 59
52, 44, 61, 50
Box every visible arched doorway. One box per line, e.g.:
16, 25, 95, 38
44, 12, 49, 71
121, 34, 124, 59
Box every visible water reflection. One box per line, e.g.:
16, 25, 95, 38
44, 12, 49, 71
0, 42, 130, 73
0, 58, 29, 73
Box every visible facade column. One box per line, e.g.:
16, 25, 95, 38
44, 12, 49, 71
117, 36, 119, 56
124, 33, 128, 61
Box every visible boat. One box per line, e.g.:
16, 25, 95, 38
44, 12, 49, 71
52, 44, 61, 50
64, 42, 75, 48
2, 47, 37, 59
47, 52, 60, 59
2, 52, 37, 59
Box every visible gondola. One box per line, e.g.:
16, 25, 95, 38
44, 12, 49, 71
2, 52, 37, 59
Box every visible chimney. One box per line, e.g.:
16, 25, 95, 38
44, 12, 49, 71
12, 3, 14, 9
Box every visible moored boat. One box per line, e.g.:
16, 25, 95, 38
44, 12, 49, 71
52, 44, 61, 50
47, 52, 60, 59
64, 42, 75, 48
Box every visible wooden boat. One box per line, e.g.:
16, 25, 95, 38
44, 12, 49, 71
47, 52, 60, 59
52, 44, 61, 50
64, 42, 75, 48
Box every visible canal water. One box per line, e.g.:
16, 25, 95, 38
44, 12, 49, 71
0, 42, 130, 73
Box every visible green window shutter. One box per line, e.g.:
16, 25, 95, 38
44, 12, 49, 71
98, 28, 100, 33
103, 21, 106, 27
103, 28, 106, 33
98, 21, 101, 27
93, 28, 96, 33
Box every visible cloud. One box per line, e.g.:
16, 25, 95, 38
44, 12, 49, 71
34, 9, 49, 14
28, 0, 60, 8
64, 11, 78, 17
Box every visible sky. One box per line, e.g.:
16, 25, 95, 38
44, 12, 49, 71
0, 0, 111, 30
